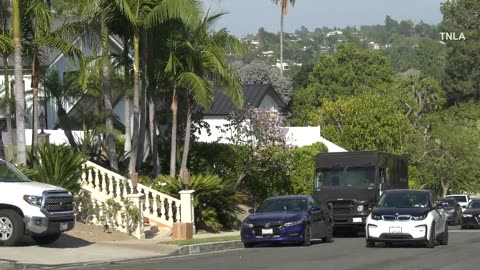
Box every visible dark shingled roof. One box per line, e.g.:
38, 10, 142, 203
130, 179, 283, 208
204, 84, 286, 116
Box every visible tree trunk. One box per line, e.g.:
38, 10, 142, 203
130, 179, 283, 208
0, 131, 4, 160
3, 56, 13, 162
180, 98, 192, 174
169, 86, 178, 178
123, 37, 131, 154
57, 104, 78, 148
136, 31, 148, 169
149, 97, 159, 177
12, 0, 26, 164
31, 50, 40, 156
101, 18, 119, 172
441, 180, 449, 198
279, 11, 284, 75
128, 32, 140, 174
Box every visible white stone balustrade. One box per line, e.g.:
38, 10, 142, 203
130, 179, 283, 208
80, 161, 194, 239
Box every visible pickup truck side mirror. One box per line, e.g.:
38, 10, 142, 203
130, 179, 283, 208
248, 208, 255, 214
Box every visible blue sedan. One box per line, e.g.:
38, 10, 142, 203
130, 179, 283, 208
241, 195, 334, 247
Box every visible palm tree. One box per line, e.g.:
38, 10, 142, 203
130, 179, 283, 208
0, 1, 14, 162
115, 0, 200, 177
12, 0, 26, 164
23, 0, 86, 156
176, 11, 244, 175
272, 0, 296, 74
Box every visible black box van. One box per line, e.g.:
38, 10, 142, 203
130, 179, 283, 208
313, 151, 408, 235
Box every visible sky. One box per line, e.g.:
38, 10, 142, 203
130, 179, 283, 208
204, 0, 447, 37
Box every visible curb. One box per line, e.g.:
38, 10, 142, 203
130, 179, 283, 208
12, 241, 243, 269
172, 240, 243, 256
0, 260, 17, 270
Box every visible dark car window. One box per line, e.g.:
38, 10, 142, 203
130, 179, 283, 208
468, 201, 480, 209
376, 192, 430, 208
0, 162, 31, 183
257, 198, 308, 213
438, 199, 457, 207
448, 195, 467, 202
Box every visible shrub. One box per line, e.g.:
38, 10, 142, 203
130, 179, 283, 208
288, 142, 328, 195
151, 173, 245, 232
28, 144, 89, 193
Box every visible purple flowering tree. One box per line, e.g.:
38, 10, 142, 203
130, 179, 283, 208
218, 107, 293, 203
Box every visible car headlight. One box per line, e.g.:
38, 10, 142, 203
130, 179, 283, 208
371, 214, 382, 220
446, 209, 454, 213
23, 195, 43, 207
463, 214, 472, 217
411, 215, 427, 221
242, 221, 254, 228
357, 205, 364, 212
284, 220, 303, 227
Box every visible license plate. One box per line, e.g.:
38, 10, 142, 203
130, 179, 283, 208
262, 228, 273, 235
389, 226, 402, 233
60, 222, 68, 231
353, 217, 362, 223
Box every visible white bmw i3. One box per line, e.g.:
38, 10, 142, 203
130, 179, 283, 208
366, 189, 448, 248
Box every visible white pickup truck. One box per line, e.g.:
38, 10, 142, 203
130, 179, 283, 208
0, 159, 75, 246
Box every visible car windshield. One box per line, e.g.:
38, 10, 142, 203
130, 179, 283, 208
257, 198, 308, 213
438, 199, 456, 207
316, 166, 375, 188
376, 192, 430, 208
0, 162, 31, 183
468, 201, 480, 209
447, 195, 467, 202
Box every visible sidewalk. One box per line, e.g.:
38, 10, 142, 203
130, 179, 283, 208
0, 231, 241, 268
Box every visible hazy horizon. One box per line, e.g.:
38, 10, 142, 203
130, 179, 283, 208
205, 0, 446, 37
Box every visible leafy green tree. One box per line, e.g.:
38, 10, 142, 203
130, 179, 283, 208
316, 93, 413, 154
289, 44, 394, 125
416, 102, 480, 196
395, 74, 446, 128
441, 0, 480, 104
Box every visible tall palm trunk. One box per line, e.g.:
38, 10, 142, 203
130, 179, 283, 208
148, 97, 159, 176
279, 11, 284, 75
169, 86, 178, 178
180, 96, 192, 174
12, 0, 26, 164
123, 37, 131, 154
128, 32, 140, 174
31, 50, 40, 154
136, 31, 148, 169
3, 56, 13, 162
101, 18, 119, 172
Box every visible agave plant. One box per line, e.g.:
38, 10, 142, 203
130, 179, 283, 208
28, 144, 89, 193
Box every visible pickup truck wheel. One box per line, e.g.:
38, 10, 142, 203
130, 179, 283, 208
365, 240, 375, 248
243, 242, 254, 248
439, 223, 448, 245
32, 233, 62, 245
0, 209, 24, 246
426, 223, 436, 248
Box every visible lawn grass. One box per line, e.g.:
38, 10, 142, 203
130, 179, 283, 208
158, 235, 241, 246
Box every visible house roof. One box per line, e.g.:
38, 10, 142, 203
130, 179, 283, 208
203, 84, 286, 116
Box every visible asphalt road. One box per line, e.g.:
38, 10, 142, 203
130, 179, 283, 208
60, 226, 480, 270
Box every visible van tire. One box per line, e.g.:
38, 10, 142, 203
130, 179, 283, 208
0, 209, 25, 246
